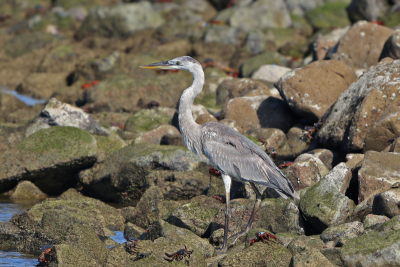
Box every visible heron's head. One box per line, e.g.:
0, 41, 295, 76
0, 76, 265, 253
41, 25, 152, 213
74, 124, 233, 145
139, 56, 199, 72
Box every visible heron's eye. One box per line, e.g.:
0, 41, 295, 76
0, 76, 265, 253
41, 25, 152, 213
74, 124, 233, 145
176, 61, 181, 65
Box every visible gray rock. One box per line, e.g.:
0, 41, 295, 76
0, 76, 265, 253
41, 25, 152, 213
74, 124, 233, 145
229, 0, 291, 31
240, 52, 289, 78
204, 25, 246, 46
372, 188, 400, 218
26, 98, 108, 137
362, 214, 390, 229
380, 29, 400, 60
316, 58, 400, 152
9, 180, 47, 199
75, 2, 164, 39
124, 107, 176, 133
320, 221, 364, 246
299, 163, 355, 233
287, 235, 325, 255
251, 65, 291, 84
305, 149, 334, 169
376, 215, 400, 232
346, 0, 389, 22
134, 124, 180, 145
291, 249, 337, 267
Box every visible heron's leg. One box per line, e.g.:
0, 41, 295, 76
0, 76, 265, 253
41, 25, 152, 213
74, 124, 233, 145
219, 174, 232, 252
229, 182, 262, 246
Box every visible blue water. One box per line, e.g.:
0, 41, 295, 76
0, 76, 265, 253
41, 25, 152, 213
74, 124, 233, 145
0, 87, 47, 106
0, 251, 37, 267
110, 231, 126, 244
0, 199, 43, 222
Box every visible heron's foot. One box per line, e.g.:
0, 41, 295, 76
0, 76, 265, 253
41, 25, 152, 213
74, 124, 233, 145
215, 244, 228, 255
229, 228, 250, 246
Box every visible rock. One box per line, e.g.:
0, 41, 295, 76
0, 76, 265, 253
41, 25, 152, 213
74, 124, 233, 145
73, 51, 121, 81
346, 0, 389, 22
216, 78, 271, 106
218, 242, 291, 266
363, 105, 400, 152
124, 107, 176, 133
247, 128, 287, 149
26, 98, 109, 137
285, 0, 346, 16
372, 187, 400, 218
358, 151, 400, 203
15, 72, 67, 100
240, 52, 289, 77
376, 215, 400, 232
94, 129, 128, 161
305, 149, 334, 169
204, 25, 247, 46
160, 134, 185, 146
345, 153, 364, 168
0, 93, 27, 122
167, 195, 222, 237
134, 124, 180, 145
2, 32, 54, 58
74, 2, 164, 40
316, 58, 400, 152
305, 1, 350, 30
104, 239, 207, 266
284, 154, 329, 191
287, 235, 325, 255
0, 123, 26, 153
313, 26, 350, 60
124, 222, 146, 239
223, 95, 298, 132
380, 29, 400, 60
291, 248, 337, 267
275, 60, 357, 123
145, 170, 209, 200
320, 221, 364, 246
0, 127, 97, 195
229, 0, 291, 31
146, 219, 216, 258
299, 163, 355, 233
9, 180, 47, 199
331, 21, 393, 69
362, 214, 390, 229
79, 144, 209, 203
251, 65, 291, 84
341, 229, 400, 267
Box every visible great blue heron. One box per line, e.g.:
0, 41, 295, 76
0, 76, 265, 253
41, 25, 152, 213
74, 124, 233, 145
140, 56, 299, 252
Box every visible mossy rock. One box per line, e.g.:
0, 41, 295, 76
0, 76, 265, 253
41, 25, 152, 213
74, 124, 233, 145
305, 2, 351, 29
2, 32, 55, 58
94, 129, 127, 160
124, 107, 175, 133
381, 10, 400, 28
240, 52, 288, 77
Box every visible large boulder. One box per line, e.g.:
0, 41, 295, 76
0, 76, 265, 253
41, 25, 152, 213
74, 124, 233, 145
316, 59, 400, 152
223, 95, 298, 132
124, 107, 176, 133
275, 60, 357, 123
380, 29, 400, 61
299, 163, 355, 233
251, 65, 291, 84
74, 2, 164, 40
372, 187, 400, 218
358, 151, 400, 203
0, 127, 97, 195
331, 21, 393, 69
320, 221, 364, 246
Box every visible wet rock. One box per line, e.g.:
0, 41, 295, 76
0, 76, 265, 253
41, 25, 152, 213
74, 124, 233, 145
305, 2, 350, 30
223, 95, 298, 132
79, 144, 209, 203
380, 29, 400, 60
275, 60, 356, 123
341, 228, 400, 267
346, 0, 389, 22
104, 239, 206, 266
251, 65, 291, 84
363, 105, 400, 152
0, 221, 21, 247
372, 187, 400, 218
124, 107, 175, 133
160, 134, 185, 146
305, 149, 334, 169
167, 195, 222, 237
145, 170, 209, 200
0, 126, 97, 195
316, 58, 400, 152
146, 219, 215, 258
216, 78, 271, 106
358, 151, 400, 203
9, 180, 47, 199
26, 98, 109, 137
299, 163, 355, 233
229, 0, 291, 31
320, 221, 364, 246
75, 2, 164, 40
331, 21, 393, 69
362, 214, 390, 229
284, 154, 329, 191
134, 124, 180, 145
218, 242, 291, 267
240, 52, 289, 77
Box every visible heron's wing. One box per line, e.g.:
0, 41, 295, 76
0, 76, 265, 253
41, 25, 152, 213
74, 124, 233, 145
201, 122, 298, 200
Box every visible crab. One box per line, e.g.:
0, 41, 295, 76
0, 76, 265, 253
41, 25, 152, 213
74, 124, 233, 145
208, 167, 221, 177
38, 245, 55, 265
213, 195, 226, 204
250, 231, 278, 245
302, 120, 325, 141
278, 161, 294, 169
164, 245, 193, 262
147, 100, 160, 109
125, 236, 141, 254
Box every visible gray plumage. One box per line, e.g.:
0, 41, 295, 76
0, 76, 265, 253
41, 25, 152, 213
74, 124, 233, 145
140, 55, 299, 252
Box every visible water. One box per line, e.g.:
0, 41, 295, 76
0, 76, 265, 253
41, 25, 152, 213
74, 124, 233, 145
0, 199, 43, 222
110, 231, 126, 244
0, 87, 47, 106
0, 251, 38, 267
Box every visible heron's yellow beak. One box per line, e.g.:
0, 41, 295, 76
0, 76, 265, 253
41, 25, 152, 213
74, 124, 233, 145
139, 61, 173, 69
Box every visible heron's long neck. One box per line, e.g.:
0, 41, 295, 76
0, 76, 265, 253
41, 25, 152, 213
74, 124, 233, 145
178, 65, 204, 156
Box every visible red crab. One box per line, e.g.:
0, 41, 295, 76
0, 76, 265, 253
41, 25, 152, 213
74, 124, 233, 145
213, 195, 226, 204
164, 245, 193, 262
250, 231, 278, 245
278, 161, 294, 169
38, 245, 55, 265
208, 167, 221, 177
125, 236, 141, 254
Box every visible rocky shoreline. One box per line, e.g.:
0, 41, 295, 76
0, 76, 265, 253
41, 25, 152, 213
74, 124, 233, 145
1, 0, 400, 266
